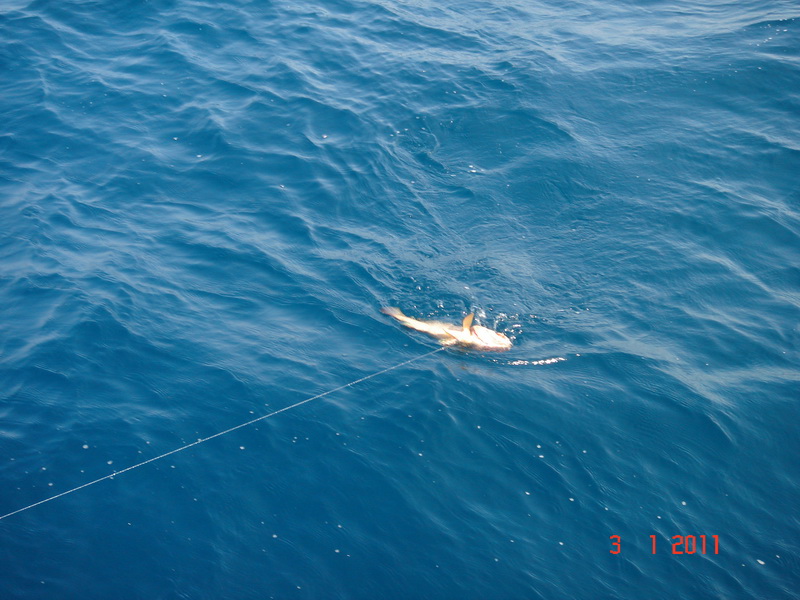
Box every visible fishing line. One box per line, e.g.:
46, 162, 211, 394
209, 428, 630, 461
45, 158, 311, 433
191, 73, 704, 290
0, 346, 447, 522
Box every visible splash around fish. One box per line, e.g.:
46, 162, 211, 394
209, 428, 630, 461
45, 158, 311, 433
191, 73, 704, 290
381, 307, 513, 351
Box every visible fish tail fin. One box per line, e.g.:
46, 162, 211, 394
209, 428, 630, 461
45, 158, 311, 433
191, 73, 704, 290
381, 306, 406, 320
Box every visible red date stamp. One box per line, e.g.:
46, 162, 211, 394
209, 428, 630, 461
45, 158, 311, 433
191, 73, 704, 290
610, 535, 719, 554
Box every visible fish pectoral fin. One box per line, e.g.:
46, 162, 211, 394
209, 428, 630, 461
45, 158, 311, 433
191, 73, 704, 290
462, 313, 474, 331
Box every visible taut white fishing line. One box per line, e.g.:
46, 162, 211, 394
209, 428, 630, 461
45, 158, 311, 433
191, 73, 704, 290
0, 346, 447, 522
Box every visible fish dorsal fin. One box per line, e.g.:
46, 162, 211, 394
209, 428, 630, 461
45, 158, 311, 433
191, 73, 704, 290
462, 313, 474, 332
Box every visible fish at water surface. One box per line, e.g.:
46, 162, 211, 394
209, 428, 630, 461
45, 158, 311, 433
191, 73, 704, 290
381, 307, 513, 351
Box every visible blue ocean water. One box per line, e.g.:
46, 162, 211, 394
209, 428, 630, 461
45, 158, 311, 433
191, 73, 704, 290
1, 0, 799, 597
